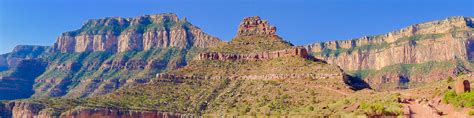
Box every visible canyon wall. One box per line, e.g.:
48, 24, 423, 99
0, 45, 51, 70
306, 16, 474, 71
54, 13, 221, 53
0, 59, 48, 100
305, 16, 474, 87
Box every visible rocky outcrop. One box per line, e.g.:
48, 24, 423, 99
0, 101, 194, 118
54, 13, 221, 53
237, 16, 276, 37
454, 79, 471, 94
196, 47, 309, 61
306, 16, 474, 71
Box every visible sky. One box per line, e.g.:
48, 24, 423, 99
0, 0, 473, 54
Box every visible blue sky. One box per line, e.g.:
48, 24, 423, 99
0, 0, 473, 54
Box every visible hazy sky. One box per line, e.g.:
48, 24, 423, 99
0, 0, 473, 54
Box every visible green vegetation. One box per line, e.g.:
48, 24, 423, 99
334, 91, 403, 116
168, 56, 339, 77
469, 110, 474, 116
349, 60, 458, 79
25, 77, 351, 116
394, 33, 444, 44
210, 36, 293, 54
32, 48, 194, 98
443, 90, 474, 108
65, 17, 191, 36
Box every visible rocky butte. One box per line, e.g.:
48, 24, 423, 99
0, 13, 223, 100
54, 13, 221, 53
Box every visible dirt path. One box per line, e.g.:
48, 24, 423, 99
405, 102, 440, 118
400, 91, 472, 118
314, 85, 349, 96
288, 80, 349, 96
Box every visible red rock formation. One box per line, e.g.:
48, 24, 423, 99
1, 101, 194, 118
237, 16, 276, 37
196, 47, 309, 61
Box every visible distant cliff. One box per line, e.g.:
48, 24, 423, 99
0, 45, 51, 70
54, 13, 221, 53
306, 16, 474, 87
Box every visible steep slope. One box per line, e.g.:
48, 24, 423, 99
0, 16, 362, 117
306, 16, 474, 89
54, 13, 221, 53
0, 13, 221, 100
0, 45, 51, 100
0, 45, 51, 71
0, 59, 48, 100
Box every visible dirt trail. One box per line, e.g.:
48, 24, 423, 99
289, 80, 349, 96
405, 102, 440, 118
400, 92, 472, 118
314, 85, 349, 96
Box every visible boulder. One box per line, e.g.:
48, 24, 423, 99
454, 79, 470, 94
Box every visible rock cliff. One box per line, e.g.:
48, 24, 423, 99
0, 45, 51, 71
0, 59, 48, 100
196, 47, 309, 61
54, 13, 221, 53
306, 16, 474, 88
237, 16, 277, 37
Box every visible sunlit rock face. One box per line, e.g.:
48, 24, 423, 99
306, 16, 474, 87
54, 13, 221, 53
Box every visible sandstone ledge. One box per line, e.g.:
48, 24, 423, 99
196, 47, 309, 61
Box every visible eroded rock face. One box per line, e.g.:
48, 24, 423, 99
306, 16, 474, 71
0, 59, 48, 100
196, 47, 309, 61
0, 45, 51, 70
54, 13, 221, 53
306, 16, 474, 86
237, 16, 276, 37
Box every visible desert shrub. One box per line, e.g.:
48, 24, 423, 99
443, 90, 474, 107
469, 110, 474, 116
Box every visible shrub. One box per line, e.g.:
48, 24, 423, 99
443, 90, 474, 107
469, 110, 474, 116
447, 76, 454, 83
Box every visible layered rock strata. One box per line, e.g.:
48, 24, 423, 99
0, 45, 51, 70
0, 101, 194, 118
306, 16, 474, 71
237, 16, 276, 37
54, 13, 221, 53
196, 47, 309, 61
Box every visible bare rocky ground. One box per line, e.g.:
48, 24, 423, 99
397, 73, 474, 118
